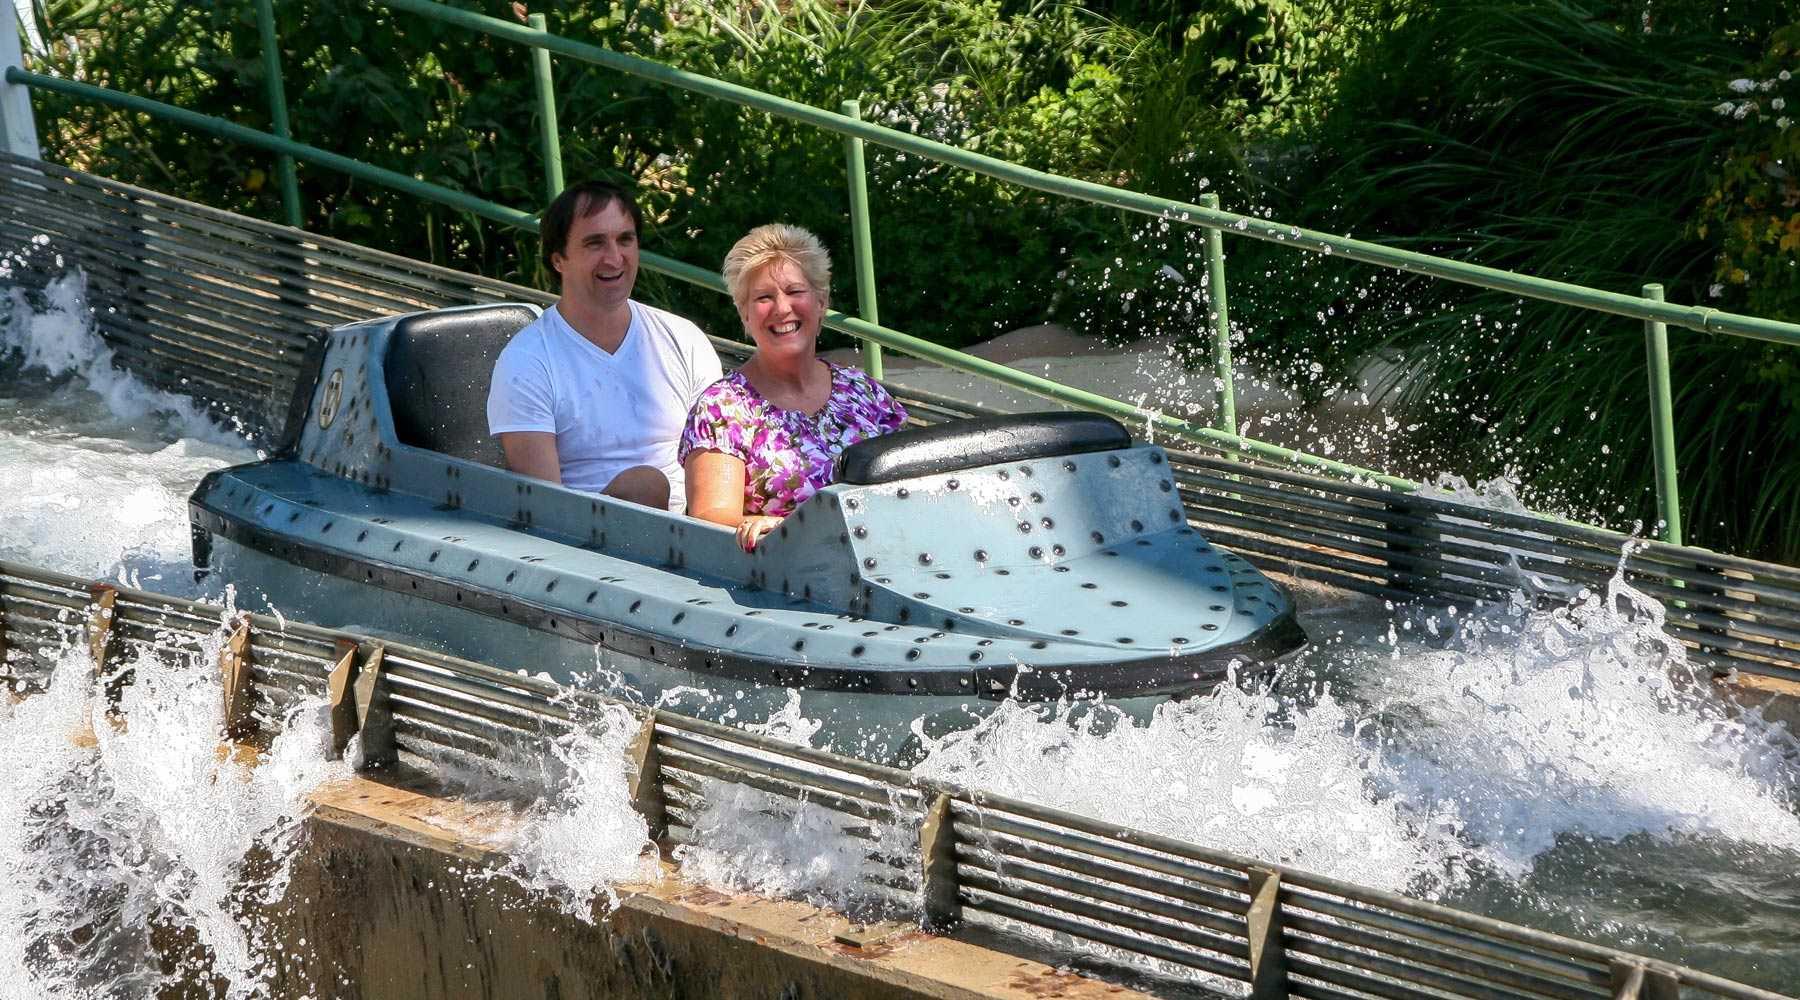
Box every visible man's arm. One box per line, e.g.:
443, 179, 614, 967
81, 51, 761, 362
498, 431, 563, 484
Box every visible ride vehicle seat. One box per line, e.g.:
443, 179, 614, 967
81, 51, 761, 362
835, 410, 1132, 483
383, 303, 538, 469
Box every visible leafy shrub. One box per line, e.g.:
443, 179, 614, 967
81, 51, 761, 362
1270, 0, 1800, 558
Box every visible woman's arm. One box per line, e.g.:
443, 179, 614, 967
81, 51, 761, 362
684, 449, 781, 550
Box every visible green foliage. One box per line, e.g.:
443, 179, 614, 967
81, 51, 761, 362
1271, 0, 1800, 557
24, 0, 1362, 350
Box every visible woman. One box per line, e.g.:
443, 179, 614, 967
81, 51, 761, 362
681, 224, 908, 550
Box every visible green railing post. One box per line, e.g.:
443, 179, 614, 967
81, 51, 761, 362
1642, 283, 1682, 545
1199, 193, 1237, 437
528, 12, 563, 203
253, 0, 301, 228
840, 99, 882, 380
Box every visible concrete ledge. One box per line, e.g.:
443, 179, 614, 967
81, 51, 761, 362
253, 771, 1173, 1000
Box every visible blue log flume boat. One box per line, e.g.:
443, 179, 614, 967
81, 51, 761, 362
188, 303, 1305, 759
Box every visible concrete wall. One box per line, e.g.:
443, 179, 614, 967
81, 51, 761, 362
242, 772, 1176, 1000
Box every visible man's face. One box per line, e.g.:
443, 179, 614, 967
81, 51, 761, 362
552, 197, 639, 314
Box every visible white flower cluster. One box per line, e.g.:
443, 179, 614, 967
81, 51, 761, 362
1714, 71, 1796, 130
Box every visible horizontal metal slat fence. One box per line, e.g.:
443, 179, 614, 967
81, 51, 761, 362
4, 158, 1799, 687
1, 556, 1783, 1000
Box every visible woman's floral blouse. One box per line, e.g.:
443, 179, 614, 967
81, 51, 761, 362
679, 363, 908, 517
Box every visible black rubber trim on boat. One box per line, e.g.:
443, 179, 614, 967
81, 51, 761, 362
835, 411, 1132, 485
189, 490, 1304, 703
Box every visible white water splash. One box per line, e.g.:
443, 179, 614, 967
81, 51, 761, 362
1369, 572, 1800, 874
505, 700, 659, 919
0, 267, 248, 447
0, 628, 343, 1000
0, 266, 253, 591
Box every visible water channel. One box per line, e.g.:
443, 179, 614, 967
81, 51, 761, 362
2, 273, 1797, 998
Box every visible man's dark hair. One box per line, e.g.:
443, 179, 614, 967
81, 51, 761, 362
540, 180, 644, 277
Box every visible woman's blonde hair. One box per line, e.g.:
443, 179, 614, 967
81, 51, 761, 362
722, 223, 831, 309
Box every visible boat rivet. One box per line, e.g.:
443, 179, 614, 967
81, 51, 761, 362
1170, 510, 1182, 521
1031, 640, 1047, 650
998, 470, 1010, 481
898, 608, 911, 622
896, 488, 910, 498
1063, 461, 1076, 472
1041, 517, 1055, 529
356, 530, 366, 542
847, 498, 859, 510
428, 551, 439, 563
969, 652, 983, 662
1053, 565, 1070, 573
546, 580, 557, 592
996, 569, 1010, 576
1160, 481, 1173, 492
914, 591, 931, 599
1030, 492, 1043, 503
1019, 465, 1033, 477
864, 558, 878, 569
854, 526, 868, 539
1052, 545, 1065, 556
907, 677, 918, 688
1008, 497, 1021, 508
1061, 629, 1079, 636
919, 553, 932, 565
947, 479, 959, 490
1151, 453, 1164, 464
1202, 624, 1218, 631
1108, 456, 1121, 468
906, 649, 922, 661
673, 612, 685, 624
1018, 522, 1031, 534
629, 600, 642, 613
1117, 638, 1134, 644
586, 591, 597, 603
974, 549, 988, 562
852, 645, 866, 656
1130, 519, 1144, 532
1008, 618, 1025, 626
1111, 600, 1128, 607
505, 570, 516, 582
793, 640, 805, 652
1209, 604, 1225, 611
1173, 637, 1189, 645
726, 624, 739, 637
1029, 547, 1044, 559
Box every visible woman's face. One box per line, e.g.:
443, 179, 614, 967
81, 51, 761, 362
739, 260, 824, 363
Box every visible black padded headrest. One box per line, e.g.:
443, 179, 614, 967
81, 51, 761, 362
836, 411, 1132, 485
384, 304, 537, 467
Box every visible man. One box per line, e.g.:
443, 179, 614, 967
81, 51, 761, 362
487, 181, 722, 511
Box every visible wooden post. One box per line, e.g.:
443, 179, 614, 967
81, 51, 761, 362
87, 583, 118, 676
1246, 867, 1288, 999
350, 645, 394, 768
1609, 958, 1679, 1000
218, 616, 256, 740
327, 637, 360, 759
625, 711, 666, 843
919, 793, 959, 931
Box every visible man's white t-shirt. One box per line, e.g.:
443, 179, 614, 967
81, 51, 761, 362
487, 301, 722, 512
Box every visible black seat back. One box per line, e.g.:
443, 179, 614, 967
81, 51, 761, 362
384, 304, 537, 468
836, 411, 1132, 484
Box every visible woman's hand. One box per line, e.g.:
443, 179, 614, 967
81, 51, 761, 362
736, 515, 782, 551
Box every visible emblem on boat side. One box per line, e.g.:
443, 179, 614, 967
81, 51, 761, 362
318, 368, 344, 429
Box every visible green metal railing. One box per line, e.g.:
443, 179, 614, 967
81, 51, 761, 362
12, 0, 1800, 536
